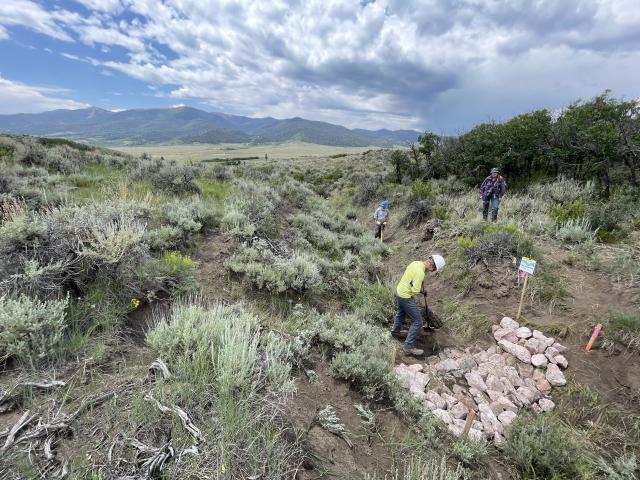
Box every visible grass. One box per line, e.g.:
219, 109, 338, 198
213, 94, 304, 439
607, 311, 640, 351
439, 300, 491, 339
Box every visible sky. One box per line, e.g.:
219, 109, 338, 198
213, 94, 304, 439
0, 0, 639, 133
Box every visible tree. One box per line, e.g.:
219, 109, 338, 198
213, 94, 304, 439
418, 131, 439, 179
388, 150, 411, 183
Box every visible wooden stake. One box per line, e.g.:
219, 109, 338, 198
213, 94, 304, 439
516, 273, 529, 320
462, 409, 476, 438
585, 323, 602, 352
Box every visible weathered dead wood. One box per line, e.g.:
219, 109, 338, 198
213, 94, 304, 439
143, 393, 203, 443
130, 438, 199, 478
0, 410, 37, 452
147, 359, 171, 381
0, 380, 66, 414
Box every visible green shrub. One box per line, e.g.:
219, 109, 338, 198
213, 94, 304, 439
402, 199, 433, 227
555, 217, 594, 244
440, 300, 491, 339
0, 294, 69, 365
221, 180, 280, 238
400, 454, 467, 480
433, 203, 451, 220
483, 222, 523, 237
549, 200, 587, 224
452, 438, 488, 468
348, 280, 395, 325
529, 177, 594, 204
504, 414, 596, 479
464, 231, 535, 267
410, 180, 436, 200
138, 251, 199, 298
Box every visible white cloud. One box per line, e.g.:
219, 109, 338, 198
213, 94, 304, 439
1, 0, 639, 130
0, 76, 89, 113
0, 25, 8, 40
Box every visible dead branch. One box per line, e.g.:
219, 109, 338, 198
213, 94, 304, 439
143, 393, 203, 443
0, 410, 37, 452
147, 359, 171, 381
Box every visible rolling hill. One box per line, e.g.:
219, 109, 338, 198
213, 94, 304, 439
0, 106, 420, 147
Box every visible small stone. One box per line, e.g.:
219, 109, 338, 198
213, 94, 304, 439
496, 396, 518, 413
426, 355, 440, 365
494, 431, 505, 445
473, 351, 489, 364
479, 403, 504, 435
441, 392, 458, 409
525, 337, 546, 354
502, 352, 517, 366
516, 327, 532, 339
435, 358, 460, 372
532, 329, 545, 339
545, 346, 560, 363
530, 402, 542, 414
408, 364, 424, 372
489, 401, 505, 416
546, 364, 567, 386
432, 408, 454, 425
536, 379, 552, 395
468, 429, 484, 442
426, 391, 446, 410
448, 421, 464, 437
486, 374, 505, 393
450, 402, 469, 419
538, 398, 555, 412
410, 387, 427, 401
465, 372, 488, 392
553, 342, 568, 353
500, 317, 519, 330
488, 353, 506, 365
486, 346, 499, 355
532, 368, 546, 382
498, 410, 517, 427
517, 363, 534, 378
452, 384, 466, 395
494, 328, 518, 343
498, 340, 532, 364
543, 336, 556, 348
517, 338, 528, 346
515, 386, 537, 406
424, 400, 436, 411
458, 355, 478, 372
503, 366, 522, 387
531, 354, 548, 368
492, 324, 500, 334
555, 354, 568, 369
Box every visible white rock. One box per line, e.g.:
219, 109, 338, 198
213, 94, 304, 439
424, 400, 436, 411
503, 366, 522, 388
432, 408, 453, 425
538, 398, 555, 412
473, 351, 489, 364
502, 353, 517, 367
426, 391, 446, 410
515, 386, 537, 406
448, 422, 464, 437
408, 364, 424, 372
532, 368, 546, 382
489, 401, 505, 416
450, 402, 469, 419
553, 342, 568, 353
409, 386, 427, 400
465, 372, 488, 392
479, 403, 504, 435
500, 317, 519, 330
498, 410, 517, 427
492, 324, 500, 334
517, 363, 534, 378
535, 379, 552, 395
488, 353, 506, 366
487, 390, 505, 402
530, 402, 542, 414
426, 355, 440, 365
486, 374, 505, 393
458, 355, 478, 372
435, 358, 460, 372
469, 387, 490, 405
452, 384, 466, 395
494, 431, 505, 445
495, 396, 518, 413
498, 340, 532, 364
525, 337, 546, 354
516, 327, 532, 339
494, 328, 518, 343
468, 429, 484, 442
546, 364, 567, 386
545, 346, 560, 363
532, 329, 545, 339
531, 354, 548, 368
555, 354, 568, 369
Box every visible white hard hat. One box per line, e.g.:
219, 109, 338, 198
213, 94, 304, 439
431, 254, 446, 271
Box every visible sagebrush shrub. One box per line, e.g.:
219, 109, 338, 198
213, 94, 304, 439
0, 294, 68, 365
402, 200, 433, 227
549, 200, 587, 224
555, 217, 594, 244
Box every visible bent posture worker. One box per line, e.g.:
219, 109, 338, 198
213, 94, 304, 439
391, 255, 445, 356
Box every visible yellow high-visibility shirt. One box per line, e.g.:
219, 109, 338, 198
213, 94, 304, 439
396, 261, 426, 299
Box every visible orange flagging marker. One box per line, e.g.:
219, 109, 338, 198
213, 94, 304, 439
462, 408, 477, 438
585, 323, 602, 352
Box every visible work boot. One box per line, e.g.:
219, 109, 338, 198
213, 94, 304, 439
403, 346, 424, 356
390, 330, 408, 339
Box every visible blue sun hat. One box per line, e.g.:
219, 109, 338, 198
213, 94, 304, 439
381, 200, 389, 208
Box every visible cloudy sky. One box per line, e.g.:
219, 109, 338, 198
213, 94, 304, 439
0, 0, 639, 132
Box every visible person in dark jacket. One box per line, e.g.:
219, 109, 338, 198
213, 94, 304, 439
479, 167, 507, 222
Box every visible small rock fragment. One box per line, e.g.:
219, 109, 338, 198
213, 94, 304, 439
426, 391, 446, 410
498, 410, 517, 427
503, 366, 522, 387
546, 363, 567, 386
408, 364, 424, 372
486, 374, 505, 393
531, 354, 548, 368
555, 354, 568, 369
495, 396, 518, 413
545, 346, 560, 363
535, 379, 552, 395
500, 317, 519, 330
516, 327, 532, 339
517, 363, 534, 378
465, 372, 488, 392
494, 328, 519, 343
515, 386, 537, 406
538, 398, 555, 412
498, 340, 532, 364
432, 408, 454, 425
435, 358, 460, 372
553, 342, 568, 353
450, 402, 469, 419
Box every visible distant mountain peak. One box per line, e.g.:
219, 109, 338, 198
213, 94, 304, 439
0, 106, 421, 147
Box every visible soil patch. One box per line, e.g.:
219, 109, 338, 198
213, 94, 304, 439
193, 231, 238, 302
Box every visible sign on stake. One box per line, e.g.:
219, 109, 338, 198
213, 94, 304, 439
517, 257, 536, 320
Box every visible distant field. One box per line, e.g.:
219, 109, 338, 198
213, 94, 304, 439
114, 142, 379, 162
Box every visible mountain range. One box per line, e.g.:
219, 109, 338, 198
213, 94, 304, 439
0, 106, 421, 147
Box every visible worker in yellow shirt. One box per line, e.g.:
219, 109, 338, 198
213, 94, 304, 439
391, 254, 446, 356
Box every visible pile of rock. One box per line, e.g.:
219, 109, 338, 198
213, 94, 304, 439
394, 317, 568, 444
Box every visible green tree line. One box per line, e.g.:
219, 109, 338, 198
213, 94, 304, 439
399, 92, 639, 197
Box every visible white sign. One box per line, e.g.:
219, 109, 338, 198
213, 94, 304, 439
519, 257, 536, 275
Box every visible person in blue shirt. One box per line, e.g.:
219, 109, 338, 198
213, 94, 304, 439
373, 200, 389, 239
